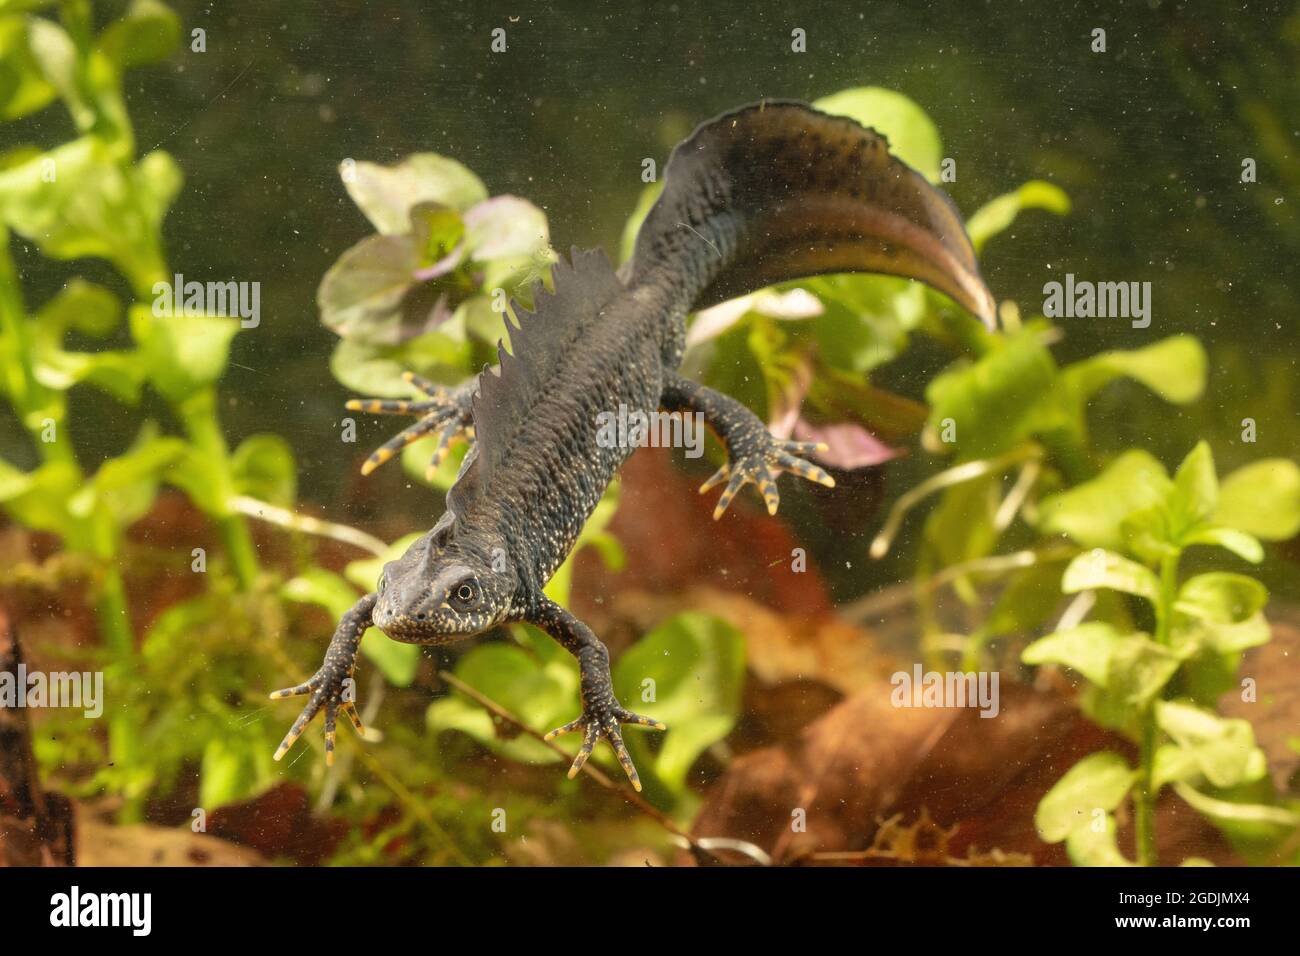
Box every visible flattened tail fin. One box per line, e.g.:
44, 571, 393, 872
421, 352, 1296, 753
627, 99, 997, 329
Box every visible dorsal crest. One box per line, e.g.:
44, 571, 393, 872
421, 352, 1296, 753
446, 247, 623, 520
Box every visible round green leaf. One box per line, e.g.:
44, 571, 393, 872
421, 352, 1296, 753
612, 612, 745, 794
1036, 751, 1136, 843
1214, 459, 1300, 541
231, 433, 297, 507
342, 154, 487, 235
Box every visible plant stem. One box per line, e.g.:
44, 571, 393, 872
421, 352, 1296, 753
94, 562, 147, 823
176, 389, 260, 590
94, 563, 134, 659
1134, 712, 1157, 866
216, 513, 260, 591
230, 495, 387, 556
1134, 550, 1182, 866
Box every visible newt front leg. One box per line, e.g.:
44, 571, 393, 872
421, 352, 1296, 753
529, 598, 666, 791
347, 371, 477, 479
660, 372, 834, 518
271, 592, 376, 765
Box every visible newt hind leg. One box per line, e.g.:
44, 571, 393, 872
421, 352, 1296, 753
661, 372, 834, 519
347, 372, 477, 479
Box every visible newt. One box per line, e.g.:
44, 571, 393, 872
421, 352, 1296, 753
272, 99, 996, 790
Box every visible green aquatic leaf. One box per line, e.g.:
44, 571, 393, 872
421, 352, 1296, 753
1173, 783, 1300, 859
1022, 622, 1122, 687
1170, 441, 1218, 529
0, 459, 82, 544
1213, 459, 1300, 541
342, 153, 487, 235
803, 273, 925, 374
317, 232, 422, 343
282, 568, 361, 619
427, 638, 579, 764
457, 294, 508, 345
619, 180, 663, 265
966, 180, 1070, 253
925, 331, 1059, 459
199, 736, 255, 809
1179, 526, 1263, 564
410, 202, 465, 268
463, 194, 550, 263
1081, 630, 1183, 731
1035, 751, 1136, 843
1037, 450, 1172, 551
37, 278, 121, 337
24, 16, 91, 129
131, 150, 183, 234
97, 0, 181, 69
1107, 633, 1181, 708
1175, 572, 1268, 625
1156, 701, 1266, 790
1181, 614, 1271, 658
0, 16, 56, 120
129, 304, 239, 400
30, 279, 141, 404
1062, 335, 1206, 406
33, 346, 144, 404
612, 612, 745, 795
329, 333, 471, 398
70, 423, 185, 527
359, 630, 420, 687
1062, 549, 1159, 603
1065, 813, 1136, 867
231, 433, 297, 508
0, 138, 177, 289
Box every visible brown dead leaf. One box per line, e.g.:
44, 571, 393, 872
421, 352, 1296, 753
611, 586, 896, 695
689, 679, 1242, 866
1219, 617, 1300, 791
76, 805, 265, 866
207, 783, 346, 865
575, 447, 837, 618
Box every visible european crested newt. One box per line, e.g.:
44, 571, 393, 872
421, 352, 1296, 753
272, 99, 995, 790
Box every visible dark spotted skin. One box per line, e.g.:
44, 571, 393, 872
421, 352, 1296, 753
272, 100, 994, 789
271, 269, 830, 788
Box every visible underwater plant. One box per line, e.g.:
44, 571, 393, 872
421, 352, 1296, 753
0, 1, 1295, 877
0, 0, 278, 816
1025, 442, 1300, 865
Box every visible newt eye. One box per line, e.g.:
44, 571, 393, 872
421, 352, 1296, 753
450, 579, 479, 611
377, 572, 387, 596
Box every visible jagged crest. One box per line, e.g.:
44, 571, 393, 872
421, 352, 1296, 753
446, 247, 623, 520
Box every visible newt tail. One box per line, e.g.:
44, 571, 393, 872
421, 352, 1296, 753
274, 99, 995, 789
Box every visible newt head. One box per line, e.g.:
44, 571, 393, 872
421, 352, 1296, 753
372, 515, 517, 643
